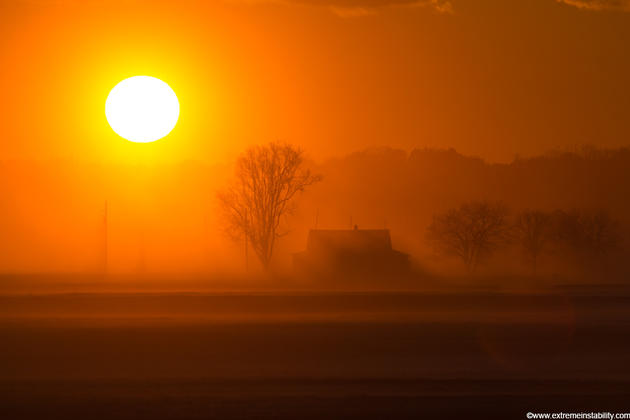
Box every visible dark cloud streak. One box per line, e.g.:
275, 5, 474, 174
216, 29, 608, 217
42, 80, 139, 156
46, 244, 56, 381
556, 0, 630, 11
251, 0, 454, 17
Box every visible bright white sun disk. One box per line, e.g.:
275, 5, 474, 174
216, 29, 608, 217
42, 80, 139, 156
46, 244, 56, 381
105, 76, 179, 143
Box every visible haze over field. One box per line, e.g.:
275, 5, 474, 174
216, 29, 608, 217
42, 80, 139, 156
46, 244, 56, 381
0, 146, 628, 282
1, 0, 629, 282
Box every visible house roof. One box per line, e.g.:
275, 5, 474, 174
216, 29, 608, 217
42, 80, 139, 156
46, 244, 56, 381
306, 229, 393, 253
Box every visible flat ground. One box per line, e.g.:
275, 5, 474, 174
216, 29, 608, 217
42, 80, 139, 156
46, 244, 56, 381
2, 286, 630, 419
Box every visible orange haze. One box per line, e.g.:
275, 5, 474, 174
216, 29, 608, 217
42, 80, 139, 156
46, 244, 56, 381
1, 0, 630, 276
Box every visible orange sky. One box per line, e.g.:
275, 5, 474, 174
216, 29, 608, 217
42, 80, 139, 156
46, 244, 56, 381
0, 0, 629, 275
1, 0, 630, 164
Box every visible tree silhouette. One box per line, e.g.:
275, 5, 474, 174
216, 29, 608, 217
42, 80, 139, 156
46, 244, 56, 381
554, 209, 621, 272
427, 201, 509, 273
218, 142, 321, 270
514, 210, 553, 275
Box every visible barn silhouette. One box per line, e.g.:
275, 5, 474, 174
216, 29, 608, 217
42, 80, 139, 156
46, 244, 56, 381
293, 226, 410, 278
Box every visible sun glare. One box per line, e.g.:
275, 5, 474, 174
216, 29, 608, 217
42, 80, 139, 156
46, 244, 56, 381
105, 76, 179, 143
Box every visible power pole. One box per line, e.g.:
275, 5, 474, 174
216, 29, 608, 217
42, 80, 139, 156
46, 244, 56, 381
102, 200, 108, 277
138, 228, 146, 277
244, 210, 249, 273
245, 235, 249, 273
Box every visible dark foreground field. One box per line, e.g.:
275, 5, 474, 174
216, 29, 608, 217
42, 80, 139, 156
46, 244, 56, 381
2, 286, 630, 419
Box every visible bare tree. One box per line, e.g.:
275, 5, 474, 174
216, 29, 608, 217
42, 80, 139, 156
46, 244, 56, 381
218, 143, 321, 270
553, 209, 621, 271
426, 201, 509, 273
514, 210, 553, 275
581, 211, 621, 259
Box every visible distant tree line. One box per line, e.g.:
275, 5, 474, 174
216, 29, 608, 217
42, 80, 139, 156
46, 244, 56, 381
427, 201, 622, 275
217, 143, 628, 277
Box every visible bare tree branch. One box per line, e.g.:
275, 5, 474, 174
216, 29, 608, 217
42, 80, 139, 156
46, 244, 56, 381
427, 201, 509, 273
514, 210, 553, 275
218, 142, 322, 270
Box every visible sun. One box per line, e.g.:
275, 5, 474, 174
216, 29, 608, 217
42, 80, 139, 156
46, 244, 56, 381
105, 76, 179, 143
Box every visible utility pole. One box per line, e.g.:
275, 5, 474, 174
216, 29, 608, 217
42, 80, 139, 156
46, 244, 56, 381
244, 210, 249, 273
102, 200, 108, 277
245, 235, 249, 273
138, 228, 146, 277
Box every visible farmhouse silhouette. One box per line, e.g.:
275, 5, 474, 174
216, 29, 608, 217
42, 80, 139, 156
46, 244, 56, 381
293, 226, 410, 278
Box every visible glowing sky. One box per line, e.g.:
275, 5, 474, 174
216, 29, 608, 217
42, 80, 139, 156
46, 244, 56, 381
1, 0, 629, 163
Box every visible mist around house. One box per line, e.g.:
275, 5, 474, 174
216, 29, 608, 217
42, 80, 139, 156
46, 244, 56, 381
0, 144, 628, 292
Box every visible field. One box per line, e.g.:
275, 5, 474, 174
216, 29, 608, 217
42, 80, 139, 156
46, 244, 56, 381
2, 283, 630, 419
